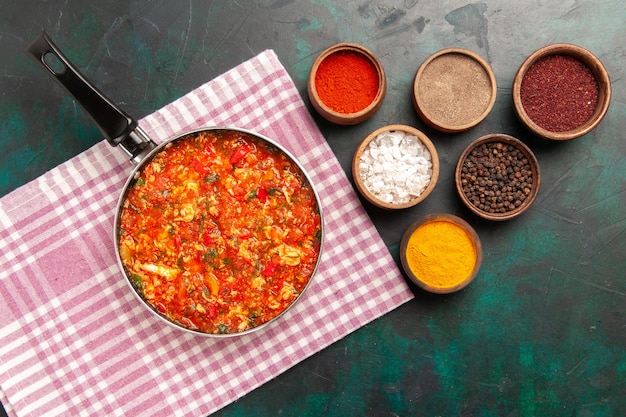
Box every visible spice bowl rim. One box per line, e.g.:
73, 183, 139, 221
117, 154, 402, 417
455, 133, 541, 221
400, 213, 483, 294
352, 124, 439, 210
307, 42, 387, 125
412, 47, 497, 133
512, 43, 611, 141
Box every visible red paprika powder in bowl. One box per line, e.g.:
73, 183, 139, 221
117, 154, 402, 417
308, 43, 386, 125
512, 43, 611, 141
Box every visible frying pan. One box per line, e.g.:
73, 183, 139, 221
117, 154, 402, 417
26, 32, 324, 337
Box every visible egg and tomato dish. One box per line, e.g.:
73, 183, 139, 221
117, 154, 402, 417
118, 130, 322, 334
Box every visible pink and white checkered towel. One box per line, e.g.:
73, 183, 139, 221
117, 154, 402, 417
0, 50, 413, 416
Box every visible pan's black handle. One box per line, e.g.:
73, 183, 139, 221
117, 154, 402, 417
25, 32, 156, 164
26, 32, 136, 146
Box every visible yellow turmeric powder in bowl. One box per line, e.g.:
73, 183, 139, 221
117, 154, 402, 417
400, 214, 482, 293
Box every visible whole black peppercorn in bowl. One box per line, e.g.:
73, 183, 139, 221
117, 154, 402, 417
455, 134, 541, 221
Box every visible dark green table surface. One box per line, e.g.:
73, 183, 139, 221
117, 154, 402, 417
1, 1, 624, 416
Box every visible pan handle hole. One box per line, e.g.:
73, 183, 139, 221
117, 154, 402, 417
43, 52, 66, 75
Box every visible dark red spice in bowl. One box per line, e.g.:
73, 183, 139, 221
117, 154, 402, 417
520, 55, 598, 132
512, 43, 611, 141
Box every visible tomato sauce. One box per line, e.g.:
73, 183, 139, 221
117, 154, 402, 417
118, 130, 322, 334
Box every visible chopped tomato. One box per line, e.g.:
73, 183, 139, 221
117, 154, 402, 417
256, 187, 268, 203
202, 231, 213, 246
229, 143, 253, 165
157, 302, 167, 314
261, 262, 278, 277
191, 158, 208, 174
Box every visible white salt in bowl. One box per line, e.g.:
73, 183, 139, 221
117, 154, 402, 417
352, 124, 439, 209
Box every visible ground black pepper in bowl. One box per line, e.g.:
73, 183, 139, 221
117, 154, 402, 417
455, 134, 540, 221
